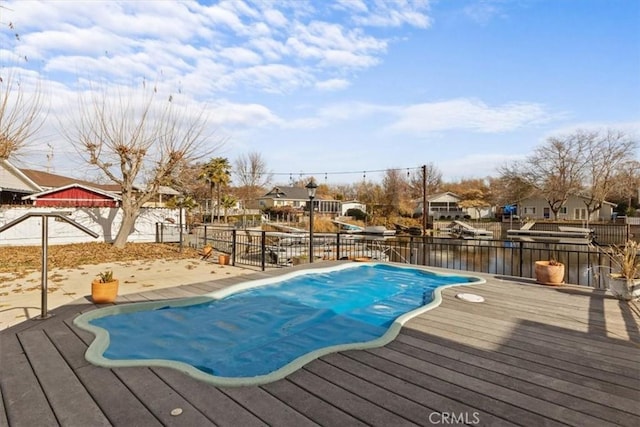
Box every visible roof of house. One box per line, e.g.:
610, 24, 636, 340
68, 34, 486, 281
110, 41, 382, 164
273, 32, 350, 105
20, 169, 121, 192
22, 183, 122, 201
19, 168, 179, 195
261, 186, 310, 200
426, 191, 461, 201
0, 159, 42, 193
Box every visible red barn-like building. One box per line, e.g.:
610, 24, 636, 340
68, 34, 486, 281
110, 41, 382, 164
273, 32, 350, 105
23, 184, 121, 208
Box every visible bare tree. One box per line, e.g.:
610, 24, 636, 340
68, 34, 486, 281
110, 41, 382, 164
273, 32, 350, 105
66, 88, 217, 248
381, 168, 410, 217
501, 129, 637, 223
580, 130, 637, 224
613, 159, 640, 215
0, 70, 45, 159
408, 162, 442, 199
233, 151, 272, 209
489, 175, 535, 213
501, 132, 589, 219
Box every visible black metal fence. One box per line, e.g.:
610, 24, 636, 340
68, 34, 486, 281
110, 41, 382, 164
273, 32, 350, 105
164, 225, 619, 289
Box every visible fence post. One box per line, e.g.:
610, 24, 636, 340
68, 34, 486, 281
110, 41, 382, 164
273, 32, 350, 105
203, 225, 208, 247
231, 229, 237, 266
422, 235, 427, 266
409, 236, 414, 264
518, 241, 524, 277
336, 232, 341, 260
261, 231, 266, 271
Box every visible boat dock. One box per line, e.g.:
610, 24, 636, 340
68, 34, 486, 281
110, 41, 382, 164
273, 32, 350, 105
507, 222, 594, 243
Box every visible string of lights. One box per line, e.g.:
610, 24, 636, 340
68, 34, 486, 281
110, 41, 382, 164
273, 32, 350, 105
233, 165, 425, 181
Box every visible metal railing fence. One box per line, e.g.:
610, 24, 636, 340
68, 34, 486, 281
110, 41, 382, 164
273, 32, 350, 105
160, 225, 620, 289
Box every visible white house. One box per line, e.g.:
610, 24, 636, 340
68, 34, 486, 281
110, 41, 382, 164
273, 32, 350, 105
258, 186, 362, 215
518, 194, 616, 221
414, 192, 464, 219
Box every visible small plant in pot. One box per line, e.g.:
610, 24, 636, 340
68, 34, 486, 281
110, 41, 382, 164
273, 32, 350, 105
91, 270, 119, 304
534, 257, 565, 286
600, 240, 640, 301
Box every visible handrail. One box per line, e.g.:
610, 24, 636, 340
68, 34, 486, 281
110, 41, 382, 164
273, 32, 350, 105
0, 213, 99, 320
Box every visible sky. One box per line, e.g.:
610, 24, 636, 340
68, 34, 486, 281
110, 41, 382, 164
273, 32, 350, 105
1, 0, 639, 186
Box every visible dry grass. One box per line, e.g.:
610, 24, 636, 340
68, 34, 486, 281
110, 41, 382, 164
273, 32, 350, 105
0, 242, 200, 281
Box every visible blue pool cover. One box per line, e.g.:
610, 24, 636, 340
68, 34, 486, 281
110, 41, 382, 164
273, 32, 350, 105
76, 263, 483, 386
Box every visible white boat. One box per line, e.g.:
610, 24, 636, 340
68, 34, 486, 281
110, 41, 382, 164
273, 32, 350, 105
332, 220, 396, 236
450, 221, 493, 238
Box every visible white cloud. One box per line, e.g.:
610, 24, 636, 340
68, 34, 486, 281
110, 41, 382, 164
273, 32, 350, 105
315, 78, 350, 91
219, 47, 263, 65
463, 1, 509, 25
208, 101, 281, 127
3, 0, 430, 97
350, 0, 432, 28
389, 98, 555, 134
263, 8, 289, 28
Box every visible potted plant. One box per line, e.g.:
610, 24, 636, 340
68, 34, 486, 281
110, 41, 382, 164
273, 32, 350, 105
534, 257, 565, 286
91, 270, 119, 303
600, 240, 640, 301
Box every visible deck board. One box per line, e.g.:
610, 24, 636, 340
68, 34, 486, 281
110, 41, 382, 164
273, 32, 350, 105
320, 352, 515, 427
152, 368, 268, 427
219, 386, 318, 426
0, 333, 59, 427
285, 368, 414, 427
261, 377, 368, 427
344, 348, 560, 426
2, 265, 639, 427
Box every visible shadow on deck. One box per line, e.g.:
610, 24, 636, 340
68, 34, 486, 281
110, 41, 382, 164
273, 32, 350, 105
1, 265, 638, 426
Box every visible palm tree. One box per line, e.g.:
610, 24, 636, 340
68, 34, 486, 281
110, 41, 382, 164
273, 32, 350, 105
221, 194, 238, 223
199, 157, 231, 222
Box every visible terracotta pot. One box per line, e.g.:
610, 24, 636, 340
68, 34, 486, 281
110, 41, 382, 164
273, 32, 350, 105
219, 254, 230, 265
91, 279, 119, 303
353, 257, 373, 262
534, 261, 565, 285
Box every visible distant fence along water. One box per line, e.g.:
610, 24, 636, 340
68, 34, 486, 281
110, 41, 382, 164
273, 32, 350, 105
156, 224, 624, 289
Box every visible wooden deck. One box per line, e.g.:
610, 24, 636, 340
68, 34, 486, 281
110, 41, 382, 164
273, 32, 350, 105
1, 263, 638, 426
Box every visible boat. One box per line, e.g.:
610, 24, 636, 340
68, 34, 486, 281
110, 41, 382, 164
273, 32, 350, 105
449, 221, 493, 238
332, 220, 396, 236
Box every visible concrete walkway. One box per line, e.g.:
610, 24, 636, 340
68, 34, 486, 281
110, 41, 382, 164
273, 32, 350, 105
0, 258, 256, 330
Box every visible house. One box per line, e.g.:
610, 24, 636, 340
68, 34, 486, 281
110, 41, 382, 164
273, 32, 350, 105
0, 159, 41, 205
0, 160, 179, 208
258, 186, 309, 210
22, 183, 121, 208
414, 192, 465, 220
518, 194, 616, 221
258, 186, 367, 216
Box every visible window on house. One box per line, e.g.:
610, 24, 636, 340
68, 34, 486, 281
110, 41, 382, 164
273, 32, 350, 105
559, 207, 567, 215
523, 207, 536, 215
574, 208, 587, 220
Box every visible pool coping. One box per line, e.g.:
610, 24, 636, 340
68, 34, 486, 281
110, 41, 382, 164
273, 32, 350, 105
73, 262, 486, 387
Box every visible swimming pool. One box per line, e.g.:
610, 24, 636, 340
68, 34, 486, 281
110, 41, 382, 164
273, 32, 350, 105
74, 263, 484, 386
